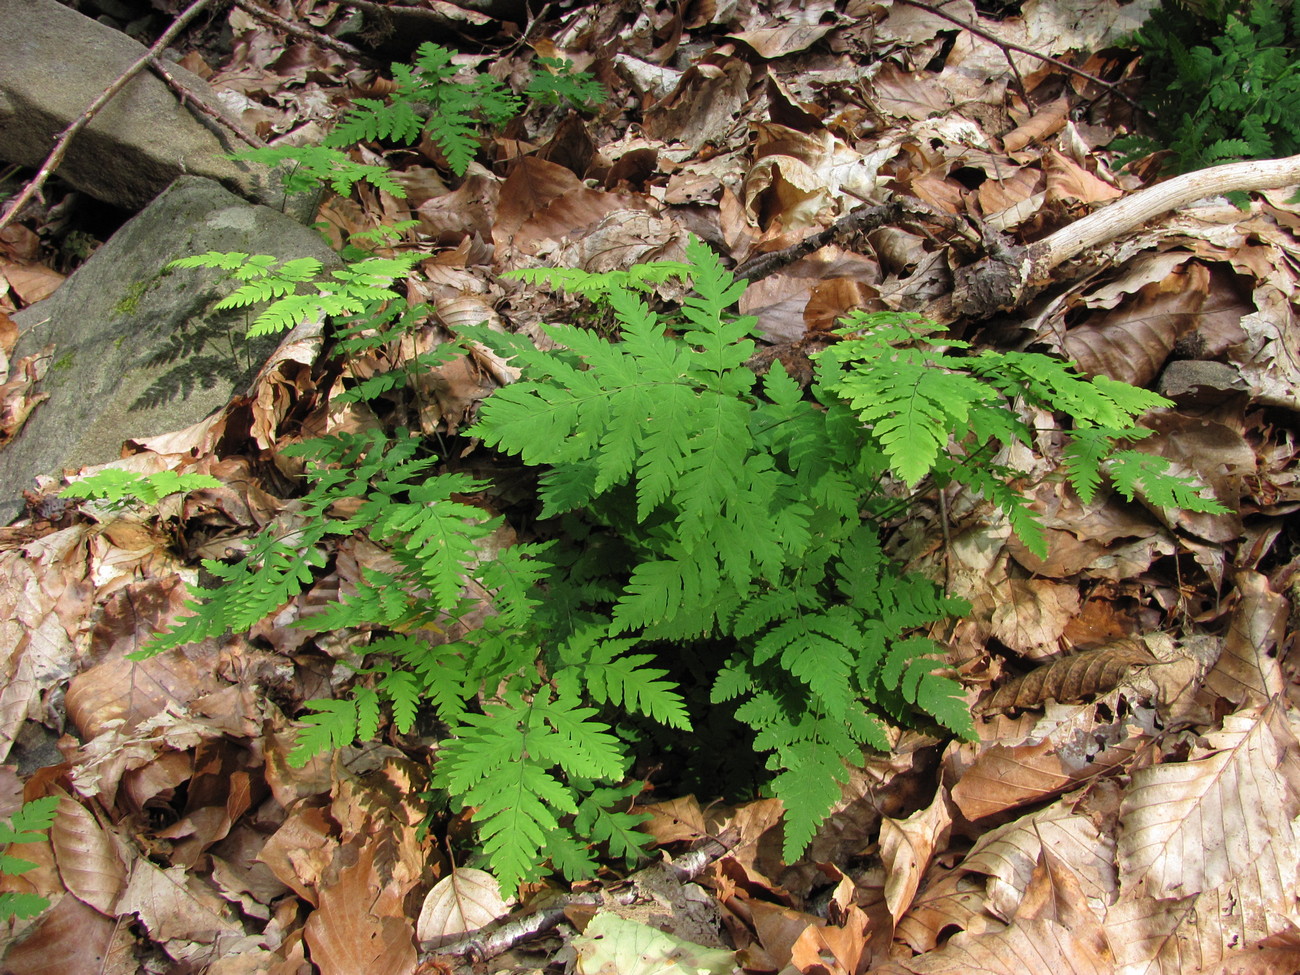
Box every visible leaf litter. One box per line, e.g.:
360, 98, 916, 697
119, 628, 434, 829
4, 0, 1300, 972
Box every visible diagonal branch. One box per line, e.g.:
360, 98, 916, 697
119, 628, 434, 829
0, 0, 226, 233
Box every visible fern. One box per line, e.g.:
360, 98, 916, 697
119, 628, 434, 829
321, 43, 604, 176
0, 797, 58, 921
166, 251, 418, 337
231, 145, 406, 198
1117, 0, 1300, 179
61, 469, 220, 507
158, 234, 1228, 896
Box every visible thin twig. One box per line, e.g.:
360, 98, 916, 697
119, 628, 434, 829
735, 202, 907, 282
149, 57, 267, 149
229, 0, 380, 67
424, 829, 740, 964
0, 0, 225, 233
337, 0, 470, 29
890, 0, 1144, 112
733, 200, 980, 283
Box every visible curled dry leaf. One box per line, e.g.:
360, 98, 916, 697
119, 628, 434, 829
416, 866, 510, 946
1202, 570, 1288, 709
979, 641, 1158, 715
880, 789, 952, 925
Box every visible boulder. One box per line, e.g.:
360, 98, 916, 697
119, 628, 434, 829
0, 176, 341, 522
0, 0, 309, 217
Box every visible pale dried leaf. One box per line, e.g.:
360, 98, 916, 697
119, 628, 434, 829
416, 867, 509, 945
1118, 706, 1300, 900
962, 803, 1116, 921
897, 916, 1114, 974
989, 577, 1080, 655
880, 789, 952, 924
1202, 571, 1287, 709
117, 858, 241, 948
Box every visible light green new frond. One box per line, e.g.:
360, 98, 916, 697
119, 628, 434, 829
379, 669, 421, 733
168, 250, 251, 271
573, 785, 652, 866
948, 462, 1048, 559
289, 699, 362, 766
611, 555, 715, 634
830, 354, 995, 486
1107, 450, 1229, 512
61, 469, 220, 506
530, 691, 628, 781
0, 798, 56, 846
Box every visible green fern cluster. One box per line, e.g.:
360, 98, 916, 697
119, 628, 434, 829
1115, 0, 1300, 180
143, 236, 1225, 894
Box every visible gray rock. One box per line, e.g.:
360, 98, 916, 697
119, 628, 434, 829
0, 176, 341, 523
0, 0, 310, 217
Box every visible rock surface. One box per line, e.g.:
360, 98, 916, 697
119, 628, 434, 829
0, 0, 307, 216
0, 176, 340, 522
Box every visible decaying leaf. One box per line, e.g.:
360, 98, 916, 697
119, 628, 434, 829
979, 642, 1158, 715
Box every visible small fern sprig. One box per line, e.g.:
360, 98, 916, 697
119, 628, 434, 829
231, 145, 407, 198
322, 43, 604, 176
0, 797, 58, 921
167, 251, 418, 337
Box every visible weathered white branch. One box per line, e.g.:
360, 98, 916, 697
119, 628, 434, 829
1025, 153, 1300, 277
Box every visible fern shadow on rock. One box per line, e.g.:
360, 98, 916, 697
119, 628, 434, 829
129, 311, 268, 411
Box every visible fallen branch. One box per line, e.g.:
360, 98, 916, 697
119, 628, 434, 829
0, 0, 224, 233
952, 152, 1300, 316
424, 829, 739, 964
149, 57, 266, 150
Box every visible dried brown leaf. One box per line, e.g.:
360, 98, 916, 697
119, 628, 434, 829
954, 700, 1155, 821
1063, 261, 1210, 387
989, 578, 1080, 656
49, 794, 128, 915
880, 789, 952, 924
304, 845, 417, 975
962, 803, 1117, 922
1118, 705, 1300, 901
980, 642, 1157, 715
117, 857, 243, 961
895, 916, 1115, 974
726, 24, 835, 59
0, 892, 122, 974
1202, 571, 1287, 709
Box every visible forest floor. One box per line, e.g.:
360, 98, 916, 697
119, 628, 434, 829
2, 0, 1300, 972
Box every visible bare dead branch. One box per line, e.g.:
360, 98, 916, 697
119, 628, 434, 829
148, 57, 267, 150
1027, 153, 1300, 275
0, 0, 226, 233
953, 152, 1300, 316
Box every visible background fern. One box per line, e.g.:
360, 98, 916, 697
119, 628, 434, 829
1114, 0, 1300, 182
